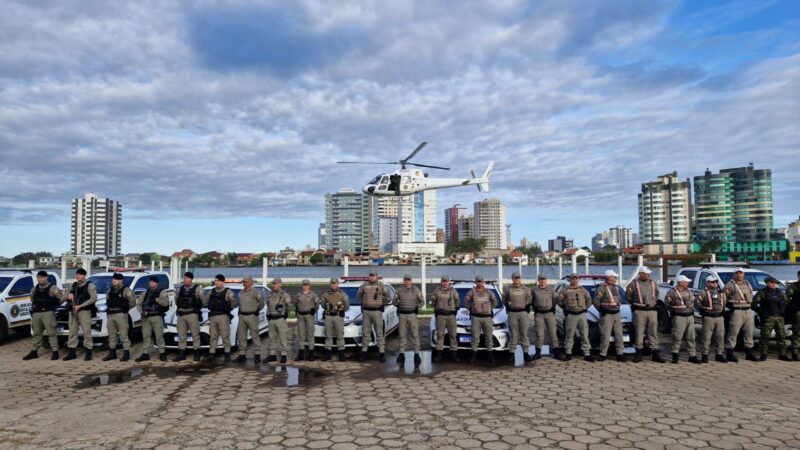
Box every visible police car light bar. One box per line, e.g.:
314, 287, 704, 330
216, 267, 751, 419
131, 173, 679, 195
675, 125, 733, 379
340, 276, 384, 281
107, 267, 151, 272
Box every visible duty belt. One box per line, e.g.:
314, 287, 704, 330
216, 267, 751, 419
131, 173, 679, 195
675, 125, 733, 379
268, 314, 286, 320
471, 313, 492, 318
434, 309, 455, 316
730, 306, 751, 310
142, 311, 161, 317
209, 311, 229, 317
362, 306, 383, 311
398, 309, 418, 315
671, 310, 694, 317
600, 309, 620, 315
324, 311, 345, 318
296, 310, 314, 315
32, 307, 53, 313
107, 308, 126, 314
238, 311, 257, 316
632, 305, 657, 311
533, 308, 554, 314
507, 307, 527, 312
565, 309, 587, 315
701, 311, 723, 318
177, 309, 197, 316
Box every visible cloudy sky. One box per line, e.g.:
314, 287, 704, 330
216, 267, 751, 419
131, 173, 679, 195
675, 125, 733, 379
1, 0, 798, 256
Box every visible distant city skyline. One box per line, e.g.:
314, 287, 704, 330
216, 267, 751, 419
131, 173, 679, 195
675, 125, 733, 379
1, 2, 798, 256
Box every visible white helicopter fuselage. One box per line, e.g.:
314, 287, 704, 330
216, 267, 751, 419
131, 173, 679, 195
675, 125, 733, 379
362, 162, 493, 197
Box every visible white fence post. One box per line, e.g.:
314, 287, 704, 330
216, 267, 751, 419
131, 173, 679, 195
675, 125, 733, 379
421, 255, 427, 304
61, 258, 67, 284
571, 254, 577, 275
558, 257, 563, 280
343, 256, 349, 278
535, 257, 540, 278
262, 257, 268, 285
497, 256, 503, 293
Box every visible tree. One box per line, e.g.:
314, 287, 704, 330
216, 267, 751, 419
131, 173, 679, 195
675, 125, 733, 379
446, 238, 487, 255
699, 238, 723, 254
12, 251, 52, 265
602, 245, 618, 252
309, 252, 324, 265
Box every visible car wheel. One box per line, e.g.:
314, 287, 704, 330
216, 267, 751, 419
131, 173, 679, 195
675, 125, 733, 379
0, 317, 9, 342
657, 302, 671, 334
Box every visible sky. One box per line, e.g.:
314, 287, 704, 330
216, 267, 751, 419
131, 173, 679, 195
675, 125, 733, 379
1, 0, 798, 256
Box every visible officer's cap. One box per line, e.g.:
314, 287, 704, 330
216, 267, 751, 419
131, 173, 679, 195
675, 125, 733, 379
76, 268, 87, 276
112, 273, 124, 280
242, 275, 254, 282
441, 275, 450, 282
511, 271, 521, 279
474, 275, 484, 282
369, 269, 378, 276
675, 275, 691, 283
569, 274, 579, 279
329, 277, 339, 284
149, 275, 159, 283
538, 273, 547, 280
706, 276, 717, 283
183, 271, 194, 279
765, 277, 778, 284
302, 279, 310, 285
640, 267, 652, 274
36, 270, 48, 278
403, 274, 412, 280
272, 277, 282, 284
604, 270, 619, 278
215, 274, 225, 282
734, 267, 745, 273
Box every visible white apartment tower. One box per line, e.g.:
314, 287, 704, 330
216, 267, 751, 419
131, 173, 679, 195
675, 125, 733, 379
473, 198, 507, 250
70, 193, 122, 257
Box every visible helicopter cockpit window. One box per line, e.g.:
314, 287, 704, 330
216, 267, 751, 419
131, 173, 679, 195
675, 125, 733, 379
378, 175, 389, 190
368, 176, 381, 185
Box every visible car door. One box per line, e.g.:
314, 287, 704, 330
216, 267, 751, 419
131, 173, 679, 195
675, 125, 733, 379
7, 275, 34, 325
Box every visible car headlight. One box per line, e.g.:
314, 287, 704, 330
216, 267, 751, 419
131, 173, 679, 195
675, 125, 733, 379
493, 323, 506, 330
345, 313, 363, 326
96, 304, 107, 313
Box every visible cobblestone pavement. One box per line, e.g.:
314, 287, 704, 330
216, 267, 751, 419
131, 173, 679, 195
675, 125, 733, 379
1, 319, 799, 449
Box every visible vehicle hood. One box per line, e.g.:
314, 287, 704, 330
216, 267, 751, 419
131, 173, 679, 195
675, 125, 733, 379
315, 305, 362, 324
456, 307, 507, 326
587, 305, 632, 323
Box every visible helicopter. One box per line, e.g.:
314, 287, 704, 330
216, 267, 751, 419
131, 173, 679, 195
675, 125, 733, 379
337, 142, 494, 197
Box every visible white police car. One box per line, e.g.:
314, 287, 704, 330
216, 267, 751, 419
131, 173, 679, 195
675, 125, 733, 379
313, 277, 399, 349
53, 270, 174, 347
163, 280, 269, 349
428, 281, 510, 351
0, 269, 62, 341
554, 275, 634, 354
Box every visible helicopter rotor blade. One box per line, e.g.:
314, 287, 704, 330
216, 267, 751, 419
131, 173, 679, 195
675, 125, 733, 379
401, 142, 427, 164
336, 161, 398, 165
407, 162, 450, 170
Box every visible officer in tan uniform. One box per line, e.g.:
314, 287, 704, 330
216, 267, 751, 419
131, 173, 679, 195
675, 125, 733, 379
205, 274, 236, 363
503, 271, 532, 363
63, 268, 98, 361
532, 274, 560, 360
392, 274, 425, 366
723, 268, 758, 362
557, 274, 593, 362
465, 275, 497, 364
134, 276, 170, 362
356, 269, 390, 363
626, 267, 664, 363
432, 275, 460, 362
295, 279, 320, 361
234, 275, 265, 363
102, 272, 136, 362
322, 277, 349, 361
23, 271, 64, 361
697, 276, 727, 363
666, 275, 700, 364
265, 278, 292, 363
593, 270, 625, 362
174, 271, 206, 362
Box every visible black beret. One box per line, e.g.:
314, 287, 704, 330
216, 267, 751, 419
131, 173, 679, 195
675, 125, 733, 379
765, 277, 778, 283
215, 274, 225, 282
36, 270, 48, 277
183, 271, 194, 279
76, 268, 87, 275
112, 273, 124, 280
149, 275, 158, 283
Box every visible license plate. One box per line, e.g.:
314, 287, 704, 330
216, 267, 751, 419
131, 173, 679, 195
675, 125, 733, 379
174, 335, 180, 342
186, 335, 193, 342
458, 335, 471, 343
56, 326, 64, 333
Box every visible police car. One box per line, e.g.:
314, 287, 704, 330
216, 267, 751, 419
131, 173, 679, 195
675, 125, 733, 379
163, 280, 270, 349
313, 277, 399, 349
657, 263, 792, 343
53, 269, 174, 347
554, 275, 634, 354
0, 269, 62, 341
428, 281, 510, 351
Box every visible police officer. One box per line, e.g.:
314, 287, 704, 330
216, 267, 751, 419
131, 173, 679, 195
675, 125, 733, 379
532, 273, 561, 360
356, 269, 390, 362
134, 276, 169, 362
465, 275, 497, 364
666, 275, 700, 364
235, 275, 265, 363
205, 274, 236, 363
393, 274, 425, 366
173, 271, 205, 362
23, 271, 64, 361
593, 270, 625, 362
102, 272, 136, 362
723, 268, 758, 362
787, 270, 800, 361
63, 268, 97, 361
432, 275, 460, 363
557, 274, 593, 362
294, 279, 320, 361
625, 267, 665, 363
322, 277, 349, 361
752, 277, 791, 361
265, 278, 292, 363
697, 276, 727, 363
503, 272, 532, 363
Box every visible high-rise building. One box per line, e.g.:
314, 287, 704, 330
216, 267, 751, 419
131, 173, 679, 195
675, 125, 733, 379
325, 189, 365, 253
592, 226, 633, 251
436, 228, 445, 243
638, 172, 692, 244
548, 236, 574, 252
373, 197, 400, 250
71, 193, 122, 257
317, 223, 327, 250
694, 164, 773, 243
398, 190, 437, 243
458, 215, 474, 241
473, 198, 507, 252
444, 204, 468, 243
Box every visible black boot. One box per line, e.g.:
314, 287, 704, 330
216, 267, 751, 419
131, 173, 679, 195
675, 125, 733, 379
523, 351, 532, 362
414, 353, 421, 366
279, 355, 286, 364
701, 354, 709, 363
159, 352, 167, 362
433, 351, 442, 363
234, 354, 247, 363
470, 350, 478, 364
23, 350, 38, 360
224, 353, 231, 362
652, 350, 666, 363
759, 352, 768, 361
451, 349, 460, 363
173, 350, 187, 362
120, 350, 130, 362
564, 352, 572, 361
62, 349, 77, 361
596, 355, 607, 362
135, 353, 150, 362
321, 349, 331, 361
715, 353, 727, 363
193, 349, 201, 362
508, 351, 516, 363
306, 349, 315, 361
584, 355, 595, 362
555, 348, 565, 361
633, 349, 642, 363
296, 347, 306, 361
379, 353, 386, 363
671, 352, 679, 364
779, 354, 792, 361
204, 353, 215, 363
51, 351, 59, 360
793, 352, 799, 361
616, 354, 626, 363
338, 351, 346, 362
726, 348, 739, 363
533, 347, 542, 360
488, 351, 496, 365
265, 354, 277, 363
688, 355, 701, 364
357, 351, 366, 362
83, 349, 92, 361
103, 350, 117, 361
745, 348, 759, 362
254, 354, 261, 363
396, 352, 405, 363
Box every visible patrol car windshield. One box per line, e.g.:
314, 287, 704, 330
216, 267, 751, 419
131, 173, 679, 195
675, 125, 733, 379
583, 284, 628, 304
0, 277, 12, 292
717, 272, 785, 291
454, 287, 503, 308
340, 287, 362, 305
87, 275, 134, 294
